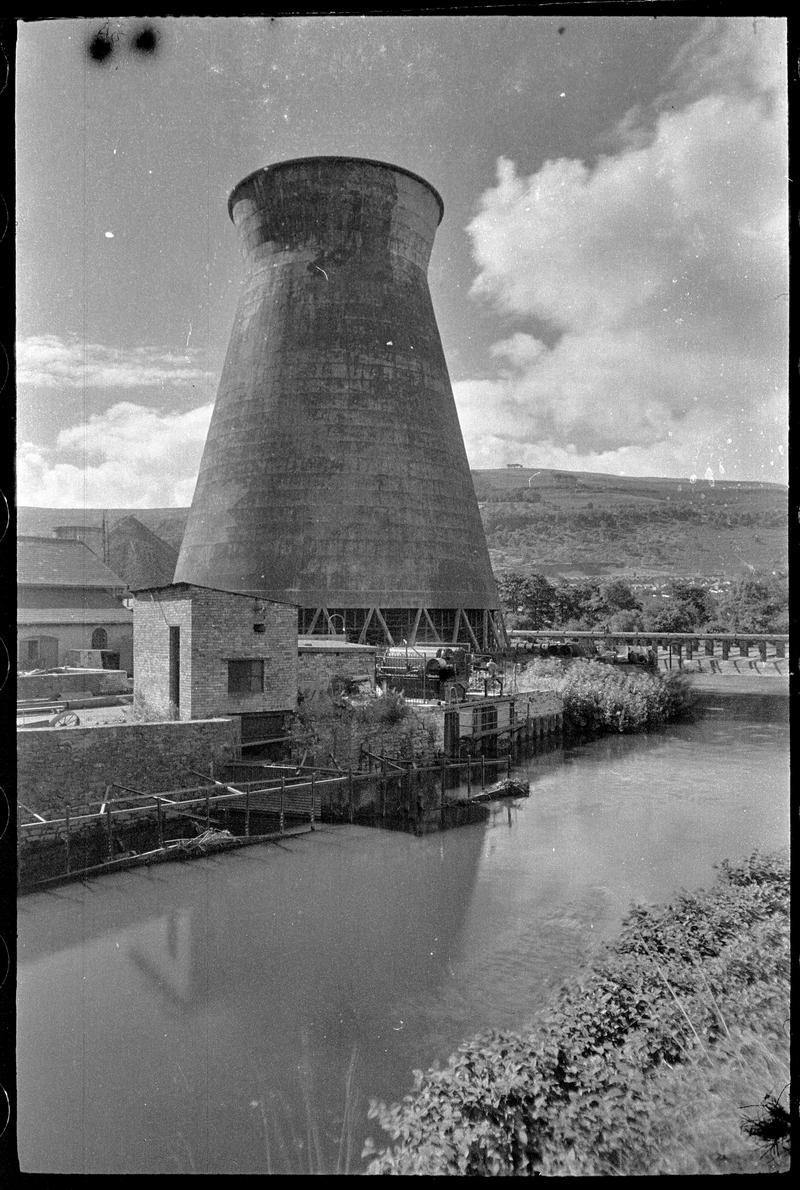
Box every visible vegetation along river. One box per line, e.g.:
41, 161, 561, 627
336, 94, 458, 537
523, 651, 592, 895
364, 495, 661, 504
17, 689, 789, 1174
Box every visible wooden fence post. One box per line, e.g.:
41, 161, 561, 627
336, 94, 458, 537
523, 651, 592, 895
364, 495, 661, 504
106, 801, 114, 860
156, 797, 164, 848
348, 768, 354, 823
245, 788, 251, 837
280, 774, 285, 834
481, 755, 486, 790
310, 773, 316, 830
65, 804, 71, 874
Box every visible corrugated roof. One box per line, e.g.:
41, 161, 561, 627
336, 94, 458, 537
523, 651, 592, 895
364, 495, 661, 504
17, 537, 129, 590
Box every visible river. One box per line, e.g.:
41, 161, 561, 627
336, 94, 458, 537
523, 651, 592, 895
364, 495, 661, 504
16, 689, 789, 1173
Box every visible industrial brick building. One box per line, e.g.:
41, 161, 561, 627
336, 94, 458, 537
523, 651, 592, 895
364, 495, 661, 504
133, 584, 297, 739
17, 535, 133, 672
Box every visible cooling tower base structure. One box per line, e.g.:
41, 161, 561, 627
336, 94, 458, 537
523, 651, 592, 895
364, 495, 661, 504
299, 606, 505, 649
175, 156, 504, 650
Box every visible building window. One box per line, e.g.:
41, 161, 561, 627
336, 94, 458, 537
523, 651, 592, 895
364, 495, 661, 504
92, 627, 108, 649
228, 659, 265, 695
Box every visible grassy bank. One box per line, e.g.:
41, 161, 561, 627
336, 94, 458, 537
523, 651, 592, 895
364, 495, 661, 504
364, 850, 790, 1176
518, 657, 693, 739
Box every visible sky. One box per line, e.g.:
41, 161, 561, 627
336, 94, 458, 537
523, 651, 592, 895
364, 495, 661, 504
15, 14, 788, 507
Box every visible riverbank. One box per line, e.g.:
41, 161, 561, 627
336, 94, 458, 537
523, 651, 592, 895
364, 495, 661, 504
516, 657, 693, 740
364, 848, 790, 1176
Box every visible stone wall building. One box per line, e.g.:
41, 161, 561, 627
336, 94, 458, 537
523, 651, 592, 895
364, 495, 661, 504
297, 637, 377, 699
133, 584, 297, 738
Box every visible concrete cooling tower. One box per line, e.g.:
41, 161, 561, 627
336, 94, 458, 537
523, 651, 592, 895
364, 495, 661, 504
174, 156, 503, 649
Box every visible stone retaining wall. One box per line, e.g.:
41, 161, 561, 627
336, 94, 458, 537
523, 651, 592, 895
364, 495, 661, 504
18, 669, 130, 701
17, 718, 242, 813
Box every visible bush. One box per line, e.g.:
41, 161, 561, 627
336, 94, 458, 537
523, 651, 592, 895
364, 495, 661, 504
364, 850, 789, 1176
525, 659, 693, 739
353, 690, 410, 726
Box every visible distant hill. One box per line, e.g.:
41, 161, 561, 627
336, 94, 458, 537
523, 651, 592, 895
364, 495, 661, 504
17, 467, 788, 583
472, 468, 787, 579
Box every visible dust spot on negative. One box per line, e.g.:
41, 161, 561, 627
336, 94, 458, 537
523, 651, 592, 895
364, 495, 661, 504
87, 26, 114, 63
132, 25, 159, 56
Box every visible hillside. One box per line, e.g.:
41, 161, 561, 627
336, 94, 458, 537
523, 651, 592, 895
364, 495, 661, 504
17, 467, 788, 584
472, 468, 787, 579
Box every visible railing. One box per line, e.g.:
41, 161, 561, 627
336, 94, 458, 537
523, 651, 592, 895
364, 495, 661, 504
509, 630, 788, 663
18, 743, 551, 890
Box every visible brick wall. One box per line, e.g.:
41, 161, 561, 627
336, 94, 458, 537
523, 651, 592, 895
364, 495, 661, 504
190, 587, 297, 718
134, 585, 297, 720
17, 718, 242, 813
134, 591, 193, 717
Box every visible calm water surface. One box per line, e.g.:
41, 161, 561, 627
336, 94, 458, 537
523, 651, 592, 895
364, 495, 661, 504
17, 692, 789, 1173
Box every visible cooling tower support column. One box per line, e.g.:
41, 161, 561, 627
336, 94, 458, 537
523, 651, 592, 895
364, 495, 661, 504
175, 156, 503, 650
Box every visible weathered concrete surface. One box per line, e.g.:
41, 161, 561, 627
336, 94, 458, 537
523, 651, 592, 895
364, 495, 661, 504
175, 156, 497, 614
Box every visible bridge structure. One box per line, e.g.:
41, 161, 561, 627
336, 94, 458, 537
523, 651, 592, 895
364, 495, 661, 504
509, 630, 789, 675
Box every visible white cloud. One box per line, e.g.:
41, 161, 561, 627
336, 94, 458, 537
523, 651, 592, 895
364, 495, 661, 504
17, 334, 216, 390
460, 18, 788, 481
17, 402, 214, 506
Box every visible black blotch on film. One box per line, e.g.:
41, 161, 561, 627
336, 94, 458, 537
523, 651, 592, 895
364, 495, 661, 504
86, 23, 159, 64
87, 28, 114, 63
132, 26, 159, 56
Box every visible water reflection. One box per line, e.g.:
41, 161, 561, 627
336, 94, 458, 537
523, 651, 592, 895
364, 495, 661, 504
18, 693, 789, 1173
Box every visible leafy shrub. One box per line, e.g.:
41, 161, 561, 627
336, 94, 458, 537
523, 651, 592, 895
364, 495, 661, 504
364, 849, 789, 1176
352, 690, 410, 726
524, 659, 693, 739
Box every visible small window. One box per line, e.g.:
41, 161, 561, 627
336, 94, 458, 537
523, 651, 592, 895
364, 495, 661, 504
228, 659, 264, 695
92, 627, 108, 649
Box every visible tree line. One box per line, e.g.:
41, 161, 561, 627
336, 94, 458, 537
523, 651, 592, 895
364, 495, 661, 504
496, 571, 789, 635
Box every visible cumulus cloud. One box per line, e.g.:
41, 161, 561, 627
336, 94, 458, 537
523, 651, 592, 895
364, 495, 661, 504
459, 17, 788, 481
17, 402, 214, 506
17, 334, 215, 390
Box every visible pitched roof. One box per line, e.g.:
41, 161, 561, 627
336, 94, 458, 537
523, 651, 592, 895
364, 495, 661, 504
18, 587, 128, 609
17, 537, 129, 590
18, 607, 133, 626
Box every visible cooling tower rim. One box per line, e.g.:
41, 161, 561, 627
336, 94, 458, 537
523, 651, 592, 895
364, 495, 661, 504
227, 156, 444, 226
